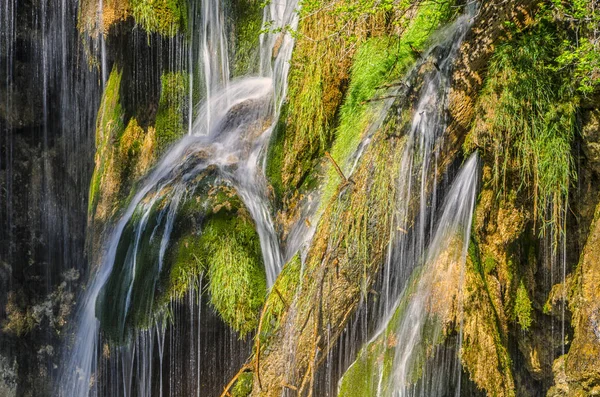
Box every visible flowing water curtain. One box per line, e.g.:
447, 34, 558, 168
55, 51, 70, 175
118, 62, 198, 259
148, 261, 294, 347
58, 0, 301, 393
1, 0, 99, 393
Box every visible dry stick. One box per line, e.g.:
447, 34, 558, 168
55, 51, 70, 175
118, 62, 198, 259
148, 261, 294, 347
274, 287, 289, 310
361, 94, 401, 104
282, 383, 298, 391
325, 152, 350, 185
301, 266, 328, 396
219, 363, 251, 397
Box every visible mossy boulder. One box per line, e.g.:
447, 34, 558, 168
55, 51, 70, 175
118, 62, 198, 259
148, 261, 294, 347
166, 183, 267, 338
97, 173, 268, 341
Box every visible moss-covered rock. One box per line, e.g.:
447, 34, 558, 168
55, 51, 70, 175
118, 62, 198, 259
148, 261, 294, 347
78, 0, 187, 37
130, 0, 187, 36
461, 240, 516, 397
165, 183, 267, 338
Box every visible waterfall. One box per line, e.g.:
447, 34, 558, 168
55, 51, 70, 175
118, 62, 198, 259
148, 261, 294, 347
58, 0, 299, 394
338, 153, 479, 397
197, 0, 230, 133
379, 8, 476, 320
336, 6, 479, 396
385, 154, 478, 396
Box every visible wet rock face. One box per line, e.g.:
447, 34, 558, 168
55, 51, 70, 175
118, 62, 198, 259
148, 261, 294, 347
554, 202, 600, 395
582, 109, 600, 175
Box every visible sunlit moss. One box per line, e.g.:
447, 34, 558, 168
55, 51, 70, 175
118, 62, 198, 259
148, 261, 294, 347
89, 67, 125, 216
321, 0, 456, 208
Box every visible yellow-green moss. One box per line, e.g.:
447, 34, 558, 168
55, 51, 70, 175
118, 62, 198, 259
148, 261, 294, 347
270, 0, 456, 200
231, 372, 253, 397
460, 239, 515, 397
513, 280, 532, 330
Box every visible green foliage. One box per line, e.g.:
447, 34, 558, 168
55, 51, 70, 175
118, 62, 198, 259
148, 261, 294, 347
472, 20, 578, 241
514, 280, 532, 330
130, 0, 187, 36
155, 72, 189, 152
548, 0, 600, 94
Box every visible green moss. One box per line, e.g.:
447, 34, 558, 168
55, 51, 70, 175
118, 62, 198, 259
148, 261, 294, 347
204, 214, 267, 338
513, 279, 532, 330
89, 66, 125, 214
338, 346, 381, 397
130, 0, 187, 36
168, 234, 206, 299
155, 72, 189, 152
231, 372, 253, 397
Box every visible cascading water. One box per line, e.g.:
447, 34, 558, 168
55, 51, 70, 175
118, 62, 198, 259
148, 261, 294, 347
385, 153, 478, 396
335, 6, 478, 396
379, 8, 476, 320
58, 0, 299, 394
339, 153, 479, 397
